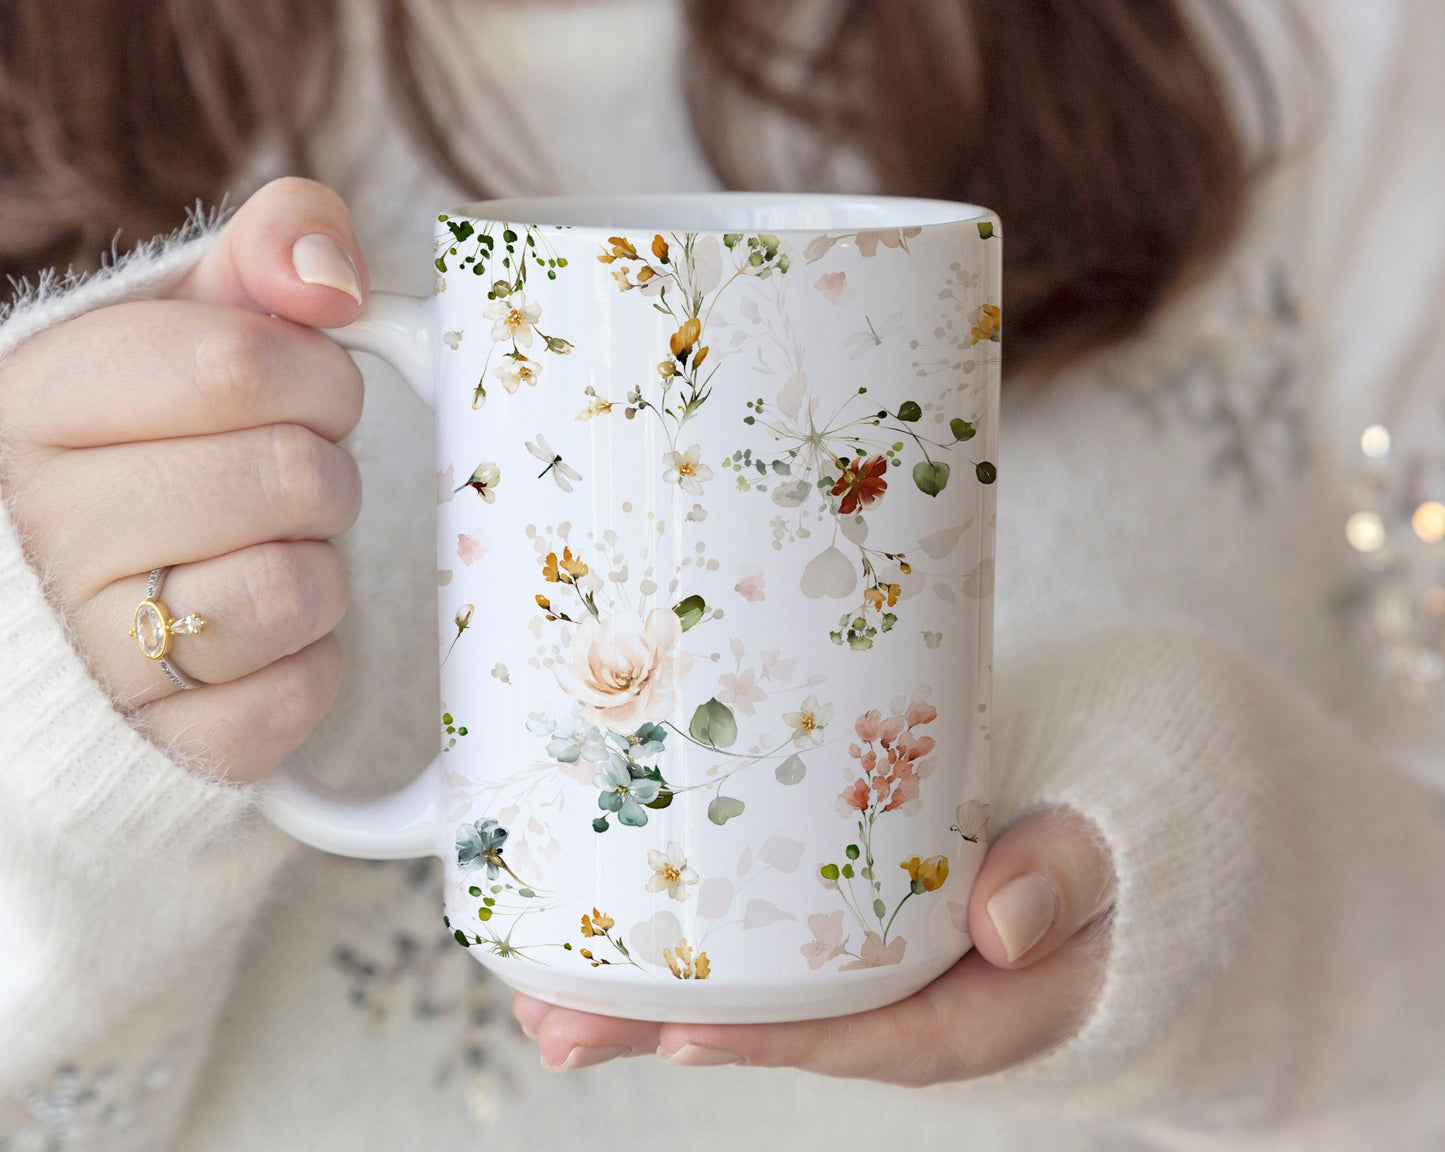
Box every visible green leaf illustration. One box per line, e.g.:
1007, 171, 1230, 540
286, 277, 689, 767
708, 796, 746, 825
976, 461, 998, 484
673, 595, 707, 632
774, 754, 806, 785
897, 400, 923, 423
819, 863, 840, 881
978, 221, 995, 239
950, 418, 976, 442
690, 698, 738, 749
913, 460, 951, 497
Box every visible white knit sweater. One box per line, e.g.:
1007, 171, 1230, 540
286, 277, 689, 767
2, 1, 1443, 1149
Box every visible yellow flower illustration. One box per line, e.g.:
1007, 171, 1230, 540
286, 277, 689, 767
576, 391, 616, 421
900, 855, 950, 892
542, 547, 589, 585
652, 234, 671, 263
863, 583, 902, 611
969, 303, 1002, 346
663, 938, 711, 980
670, 317, 703, 360
580, 908, 615, 938
597, 236, 640, 264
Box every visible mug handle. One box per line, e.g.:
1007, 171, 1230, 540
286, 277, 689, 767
257, 292, 444, 860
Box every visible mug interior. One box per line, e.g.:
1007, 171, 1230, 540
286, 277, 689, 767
450, 192, 992, 233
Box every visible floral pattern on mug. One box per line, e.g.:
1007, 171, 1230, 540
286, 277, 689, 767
732, 372, 996, 650
435, 217, 575, 408
431, 210, 997, 992
597, 231, 790, 484
805, 690, 949, 971
646, 842, 700, 901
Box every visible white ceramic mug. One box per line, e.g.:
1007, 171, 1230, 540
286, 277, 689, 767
261, 193, 1001, 1023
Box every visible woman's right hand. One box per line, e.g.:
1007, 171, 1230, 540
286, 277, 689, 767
0, 178, 372, 782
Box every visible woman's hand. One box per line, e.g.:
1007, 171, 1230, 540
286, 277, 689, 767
513, 806, 1117, 1084
0, 178, 370, 782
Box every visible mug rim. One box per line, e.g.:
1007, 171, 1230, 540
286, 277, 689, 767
446, 191, 997, 235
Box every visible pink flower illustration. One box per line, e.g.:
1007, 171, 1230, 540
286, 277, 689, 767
552, 608, 684, 733
735, 567, 767, 602
457, 533, 487, 567
718, 668, 767, 717
839, 931, 907, 970
838, 778, 871, 813
814, 271, 852, 303
837, 693, 937, 817
801, 911, 846, 970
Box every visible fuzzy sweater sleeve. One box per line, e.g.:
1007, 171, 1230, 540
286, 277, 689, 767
0, 218, 296, 1134
946, 625, 1445, 1146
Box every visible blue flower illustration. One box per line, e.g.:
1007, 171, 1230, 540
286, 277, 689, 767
594, 757, 661, 827
456, 818, 510, 878
627, 722, 668, 763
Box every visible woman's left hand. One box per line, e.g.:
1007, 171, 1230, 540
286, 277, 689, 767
512, 806, 1116, 1083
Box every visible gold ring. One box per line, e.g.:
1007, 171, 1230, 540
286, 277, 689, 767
128, 568, 206, 685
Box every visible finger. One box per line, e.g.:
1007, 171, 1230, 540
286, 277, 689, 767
74, 541, 350, 706
511, 993, 554, 1040
175, 177, 370, 330
3, 301, 364, 448
21, 425, 362, 605
654, 936, 1106, 1085
131, 633, 344, 784
513, 995, 662, 1071
968, 807, 1116, 969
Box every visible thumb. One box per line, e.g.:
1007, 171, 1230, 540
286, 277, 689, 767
175, 177, 369, 329
968, 806, 1116, 970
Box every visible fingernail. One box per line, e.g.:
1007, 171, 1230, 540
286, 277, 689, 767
292, 233, 363, 305
541, 1044, 631, 1072
987, 872, 1056, 962
659, 1044, 744, 1067
518, 1020, 538, 1040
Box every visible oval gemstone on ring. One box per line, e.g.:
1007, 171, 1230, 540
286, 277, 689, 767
134, 600, 170, 659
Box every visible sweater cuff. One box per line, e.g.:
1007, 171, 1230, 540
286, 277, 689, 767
956, 625, 1278, 1119
0, 217, 261, 865
0, 472, 261, 864
0, 213, 222, 365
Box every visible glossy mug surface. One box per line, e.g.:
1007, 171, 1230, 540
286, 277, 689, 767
261, 193, 1001, 1023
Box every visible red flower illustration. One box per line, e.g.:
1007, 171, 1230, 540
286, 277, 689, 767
830, 455, 889, 516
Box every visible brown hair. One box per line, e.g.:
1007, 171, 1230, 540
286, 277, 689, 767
1, 0, 1274, 372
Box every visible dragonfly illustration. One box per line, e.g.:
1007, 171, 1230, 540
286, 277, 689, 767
526, 434, 583, 493
844, 312, 904, 359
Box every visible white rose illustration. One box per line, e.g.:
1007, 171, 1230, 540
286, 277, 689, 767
552, 608, 684, 732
